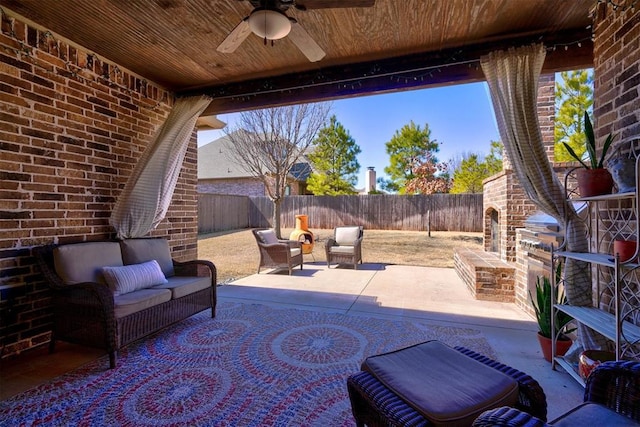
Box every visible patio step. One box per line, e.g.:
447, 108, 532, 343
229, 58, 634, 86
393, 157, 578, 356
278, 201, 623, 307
454, 248, 515, 302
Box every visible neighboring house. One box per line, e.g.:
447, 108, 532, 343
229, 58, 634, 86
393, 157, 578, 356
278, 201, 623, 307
197, 133, 313, 196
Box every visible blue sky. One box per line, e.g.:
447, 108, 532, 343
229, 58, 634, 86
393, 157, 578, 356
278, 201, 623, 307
197, 81, 501, 189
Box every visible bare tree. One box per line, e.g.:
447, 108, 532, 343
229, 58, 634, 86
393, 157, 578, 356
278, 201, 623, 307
224, 103, 331, 238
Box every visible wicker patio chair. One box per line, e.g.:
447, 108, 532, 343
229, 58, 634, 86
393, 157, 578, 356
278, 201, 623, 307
252, 228, 303, 275
473, 360, 640, 426
325, 226, 363, 269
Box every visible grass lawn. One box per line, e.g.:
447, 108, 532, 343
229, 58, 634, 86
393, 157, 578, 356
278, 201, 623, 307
198, 228, 483, 283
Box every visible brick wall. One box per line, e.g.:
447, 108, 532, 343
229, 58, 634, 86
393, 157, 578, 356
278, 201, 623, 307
0, 11, 197, 358
198, 178, 267, 197
593, 2, 640, 145
197, 177, 307, 196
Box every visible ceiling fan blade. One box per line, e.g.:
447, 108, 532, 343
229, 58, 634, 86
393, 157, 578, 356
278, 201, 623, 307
288, 20, 326, 62
217, 18, 251, 54
294, 0, 375, 10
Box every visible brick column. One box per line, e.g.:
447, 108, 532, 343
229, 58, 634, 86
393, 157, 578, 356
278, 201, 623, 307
483, 74, 554, 262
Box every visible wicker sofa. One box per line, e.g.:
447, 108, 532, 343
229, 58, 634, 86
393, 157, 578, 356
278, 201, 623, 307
34, 237, 216, 369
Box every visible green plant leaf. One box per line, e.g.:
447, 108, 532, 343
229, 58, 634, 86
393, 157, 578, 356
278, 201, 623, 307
584, 112, 598, 169
562, 142, 590, 169
529, 274, 574, 338
598, 132, 616, 169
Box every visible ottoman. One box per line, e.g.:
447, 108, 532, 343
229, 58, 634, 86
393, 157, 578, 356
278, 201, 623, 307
347, 341, 547, 427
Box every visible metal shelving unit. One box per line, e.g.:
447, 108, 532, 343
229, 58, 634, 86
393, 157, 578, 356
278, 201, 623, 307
551, 160, 640, 385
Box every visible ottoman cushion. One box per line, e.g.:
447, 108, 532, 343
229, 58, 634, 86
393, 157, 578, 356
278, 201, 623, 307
361, 340, 519, 426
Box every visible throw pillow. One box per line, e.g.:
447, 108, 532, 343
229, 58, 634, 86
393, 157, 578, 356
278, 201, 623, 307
102, 260, 168, 296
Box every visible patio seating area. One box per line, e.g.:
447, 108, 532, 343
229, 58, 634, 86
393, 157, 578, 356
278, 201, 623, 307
3, 261, 585, 422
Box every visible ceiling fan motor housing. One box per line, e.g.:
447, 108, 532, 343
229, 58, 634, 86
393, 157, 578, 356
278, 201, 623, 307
248, 8, 291, 40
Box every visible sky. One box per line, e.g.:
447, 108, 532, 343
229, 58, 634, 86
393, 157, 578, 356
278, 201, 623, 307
197, 81, 501, 189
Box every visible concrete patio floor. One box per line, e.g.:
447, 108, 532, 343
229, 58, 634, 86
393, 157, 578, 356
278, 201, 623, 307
220, 261, 585, 421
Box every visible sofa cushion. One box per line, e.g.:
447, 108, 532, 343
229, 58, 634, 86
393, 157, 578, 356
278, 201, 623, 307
257, 229, 278, 244
102, 260, 168, 296
153, 276, 211, 299
120, 238, 175, 277
335, 227, 361, 246
54, 242, 123, 285
551, 402, 639, 427
290, 247, 302, 257
113, 288, 172, 318
362, 340, 519, 427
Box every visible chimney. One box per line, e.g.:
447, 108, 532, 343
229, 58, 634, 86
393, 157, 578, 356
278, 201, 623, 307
365, 167, 376, 193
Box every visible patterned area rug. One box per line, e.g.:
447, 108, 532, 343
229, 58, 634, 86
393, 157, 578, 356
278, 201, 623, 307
1, 302, 496, 426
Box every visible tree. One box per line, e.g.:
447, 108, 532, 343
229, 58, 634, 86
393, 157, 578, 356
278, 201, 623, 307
484, 140, 504, 175
306, 115, 361, 195
446, 150, 475, 178
450, 155, 488, 194
381, 121, 440, 194
554, 69, 593, 162
224, 103, 330, 238
449, 141, 503, 194
404, 151, 451, 194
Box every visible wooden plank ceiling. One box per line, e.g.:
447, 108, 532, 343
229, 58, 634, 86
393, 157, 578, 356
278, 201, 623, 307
0, 0, 594, 114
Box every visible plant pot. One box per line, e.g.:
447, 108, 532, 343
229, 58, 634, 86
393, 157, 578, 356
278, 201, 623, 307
608, 156, 636, 193
576, 168, 614, 197
537, 332, 572, 363
613, 239, 637, 263
578, 350, 616, 380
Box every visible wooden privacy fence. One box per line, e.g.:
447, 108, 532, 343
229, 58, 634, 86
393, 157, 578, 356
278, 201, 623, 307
198, 194, 250, 234
199, 193, 483, 233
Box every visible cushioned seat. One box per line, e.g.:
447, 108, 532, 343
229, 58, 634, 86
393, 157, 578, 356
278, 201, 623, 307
155, 276, 212, 299
113, 288, 172, 318
361, 341, 518, 426
551, 402, 636, 427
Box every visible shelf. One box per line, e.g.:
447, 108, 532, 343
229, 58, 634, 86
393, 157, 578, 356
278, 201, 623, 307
555, 251, 614, 266
572, 191, 636, 202
554, 305, 640, 344
555, 251, 640, 269
553, 356, 586, 387
556, 166, 640, 386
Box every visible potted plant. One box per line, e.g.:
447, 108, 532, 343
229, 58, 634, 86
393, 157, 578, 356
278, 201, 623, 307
529, 267, 575, 362
562, 111, 615, 197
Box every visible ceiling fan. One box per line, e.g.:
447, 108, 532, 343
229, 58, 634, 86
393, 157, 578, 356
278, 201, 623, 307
217, 0, 375, 62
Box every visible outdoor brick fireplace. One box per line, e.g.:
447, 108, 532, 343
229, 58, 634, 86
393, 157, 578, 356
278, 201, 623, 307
454, 74, 555, 303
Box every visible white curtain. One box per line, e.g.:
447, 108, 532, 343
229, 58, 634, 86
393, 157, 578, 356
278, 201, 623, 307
110, 95, 212, 238
481, 44, 607, 358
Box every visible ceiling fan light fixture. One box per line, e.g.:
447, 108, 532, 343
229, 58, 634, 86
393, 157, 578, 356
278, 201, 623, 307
248, 9, 291, 40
